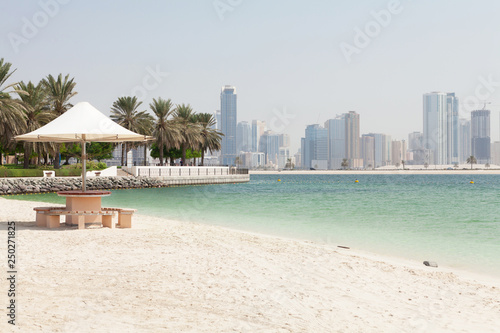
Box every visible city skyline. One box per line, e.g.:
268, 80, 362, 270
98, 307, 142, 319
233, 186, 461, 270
2, 1, 500, 155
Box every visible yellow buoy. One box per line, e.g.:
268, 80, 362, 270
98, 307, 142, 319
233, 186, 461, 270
355, 179, 359, 183
470, 180, 474, 184
278, 179, 281, 182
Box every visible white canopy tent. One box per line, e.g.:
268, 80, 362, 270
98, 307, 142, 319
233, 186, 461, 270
15, 101, 153, 191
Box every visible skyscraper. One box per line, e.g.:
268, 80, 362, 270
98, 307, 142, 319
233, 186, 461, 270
220, 85, 237, 165
423, 92, 447, 165
251, 120, 266, 153
391, 140, 406, 166
325, 116, 345, 170
423, 92, 460, 165
459, 119, 471, 163
361, 135, 375, 168
408, 132, 423, 151
447, 93, 459, 164
363, 133, 391, 167
214, 110, 221, 131
302, 124, 328, 169
236, 121, 251, 153
471, 110, 491, 163
345, 111, 362, 168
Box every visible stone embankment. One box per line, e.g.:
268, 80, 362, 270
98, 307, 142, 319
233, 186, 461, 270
0, 177, 165, 195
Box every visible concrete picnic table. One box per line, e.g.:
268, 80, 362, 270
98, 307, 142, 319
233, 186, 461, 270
57, 190, 111, 225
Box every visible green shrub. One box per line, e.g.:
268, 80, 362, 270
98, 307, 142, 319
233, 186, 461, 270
0, 166, 8, 177
54, 169, 82, 177
0, 169, 43, 177
63, 161, 105, 171
62, 163, 81, 170
38, 165, 54, 170
97, 162, 107, 170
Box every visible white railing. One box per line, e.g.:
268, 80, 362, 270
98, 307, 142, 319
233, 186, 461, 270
126, 166, 231, 178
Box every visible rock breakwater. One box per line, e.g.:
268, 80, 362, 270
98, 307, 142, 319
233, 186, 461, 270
0, 177, 165, 195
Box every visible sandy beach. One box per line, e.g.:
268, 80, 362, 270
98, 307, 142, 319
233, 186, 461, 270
1, 197, 499, 332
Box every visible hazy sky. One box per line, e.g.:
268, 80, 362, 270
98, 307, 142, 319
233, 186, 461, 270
2, 0, 500, 153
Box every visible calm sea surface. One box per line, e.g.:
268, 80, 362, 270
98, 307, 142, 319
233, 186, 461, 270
10, 174, 500, 276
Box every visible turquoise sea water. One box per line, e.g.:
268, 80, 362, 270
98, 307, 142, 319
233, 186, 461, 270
8, 174, 500, 277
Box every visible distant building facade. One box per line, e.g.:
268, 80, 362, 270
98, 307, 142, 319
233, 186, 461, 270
471, 110, 491, 164
236, 121, 252, 153
251, 120, 266, 153
423, 92, 460, 165
491, 142, 500, 166
325, 116, 345, 169
361, 135, 375, 168
345, 111, 362, 168
459, 119, 471, 163
301, 124, 327, 169
221, 85, 237, 165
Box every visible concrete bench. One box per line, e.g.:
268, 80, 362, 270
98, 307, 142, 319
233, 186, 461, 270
101, 207, 137, 228
34, 207, 116, 229
34, 207, 137, 229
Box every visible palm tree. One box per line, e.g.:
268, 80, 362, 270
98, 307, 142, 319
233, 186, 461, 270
341, 158, 349, 170
173, 104, 201, 166
466, 156, 477, 170
150, 97, 181, 166
110, 96, 153, 166
234, 156, 242, 167
0, 59, 27, 164
194, 113, 222, 166
43, 73, 77, 169
16, 81, 55, 168
401, 160, 405, 170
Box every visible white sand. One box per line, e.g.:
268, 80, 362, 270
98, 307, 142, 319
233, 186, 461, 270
1, 197, 499, 332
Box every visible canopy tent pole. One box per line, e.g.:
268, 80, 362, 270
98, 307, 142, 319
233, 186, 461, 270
82, 140, 87, 192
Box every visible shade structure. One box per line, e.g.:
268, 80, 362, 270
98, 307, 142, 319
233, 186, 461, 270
15, 101, 153, 191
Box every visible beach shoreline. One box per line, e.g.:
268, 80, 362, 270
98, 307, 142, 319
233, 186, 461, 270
1, 197, 499, 332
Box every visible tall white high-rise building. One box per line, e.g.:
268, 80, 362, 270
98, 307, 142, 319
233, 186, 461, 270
345, 111, 362, 168
221, 85, 237, 165
447, 93, 460, 164
214, 110, 221, 130
251, 120, 266, 153
491, 141, 500, 165
459, 119, 471, 163
423, 92, 460, 165
361, 135, 375, 168
325, 116, 345, 169
391, 140, 407, 166
423, 92, 447, 164
363, 133, 391, 167
236, 121, 252, 153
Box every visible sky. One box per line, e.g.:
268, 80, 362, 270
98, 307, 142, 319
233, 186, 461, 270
2, 0, 500, 154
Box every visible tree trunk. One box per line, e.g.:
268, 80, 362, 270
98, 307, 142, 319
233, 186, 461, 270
54, 145, 60, 169
143, 144, 147, 166
0, 151, 3, 165
159, 143, 164, 166
201, 150, 205, 166
121, 143, 127, 166
181, 143, 186, 166
23, 144, 30, 169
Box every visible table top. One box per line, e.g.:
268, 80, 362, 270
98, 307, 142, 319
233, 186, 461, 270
57, 190, 112, 197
